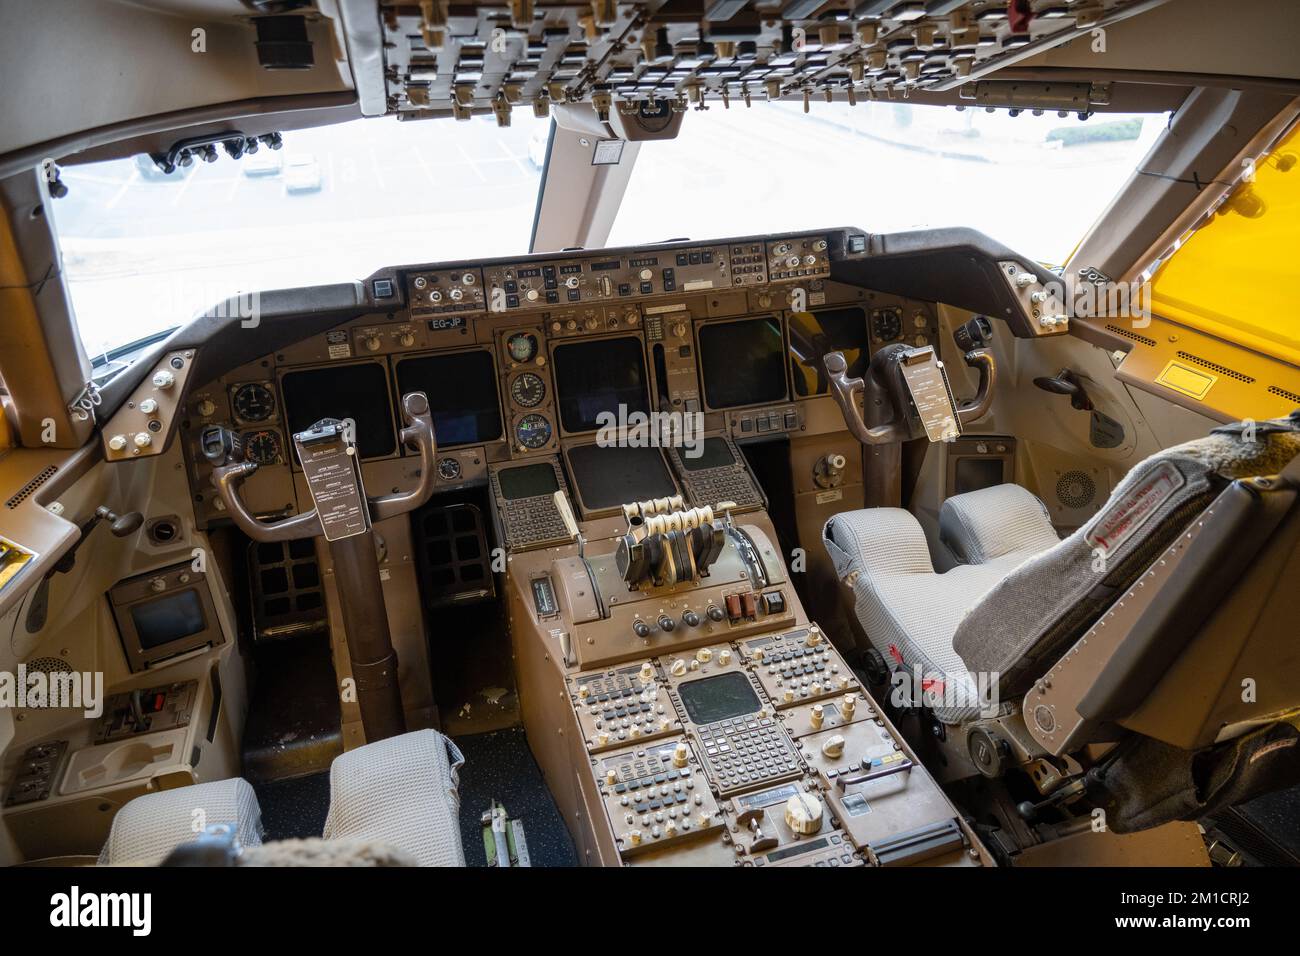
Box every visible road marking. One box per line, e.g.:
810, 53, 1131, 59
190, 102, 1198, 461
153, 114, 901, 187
455, 140, 488, 183
105, 168, 140, 211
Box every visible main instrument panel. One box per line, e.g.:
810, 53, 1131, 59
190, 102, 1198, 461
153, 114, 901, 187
181, 229, 936, 535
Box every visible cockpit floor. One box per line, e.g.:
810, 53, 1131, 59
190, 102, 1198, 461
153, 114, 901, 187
454, 727, 577, 867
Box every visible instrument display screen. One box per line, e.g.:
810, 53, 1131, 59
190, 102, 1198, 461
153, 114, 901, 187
497, 463, 560, 500
396, 350, 502, 448
788, 307, 871, 398
677, 437, 736, 472
552, 336, 650, 434
698, 317, 787, 409
129, 589, 207, 650
281, 363, 396, 459
678, 672, 761, 725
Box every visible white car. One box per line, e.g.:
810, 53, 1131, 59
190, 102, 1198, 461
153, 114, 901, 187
242, 148, 283, 177
527, 129, 549, 169
282, 153, 322, 193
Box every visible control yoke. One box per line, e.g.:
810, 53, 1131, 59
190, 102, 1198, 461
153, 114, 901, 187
203, 391, 438, 743
824, 345, 996, 446
206, 392, 438, 541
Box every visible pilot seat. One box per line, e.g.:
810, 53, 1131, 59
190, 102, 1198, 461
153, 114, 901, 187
823, 414, 1300, 833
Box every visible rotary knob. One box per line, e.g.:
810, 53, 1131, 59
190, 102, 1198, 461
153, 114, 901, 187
108, 434, 128, 451
196, 398, 216, 417
605, 769, 618, 786
577, 684, 590, 700
596, 731, 610, 747
784, 793, 824, 835
151, 369, 175, 389
718, 648, 732, 666
625, 830, 642, 847
399, 332, 415, 347
638, 662, 654, 684
672, 742, 689, 768
820, 734, 846, 759
638, 268, 653, 281
449, 287, 464, 301
133, 432, 152, 448
565, 275, 580, 289
670, 659, 687, 677
695, 647, 712, 664
364, 335, 381, 352
139, 398, 158, 414
810, 704, 824, 730
806, 627, 822, 647
841, 694, 857, 719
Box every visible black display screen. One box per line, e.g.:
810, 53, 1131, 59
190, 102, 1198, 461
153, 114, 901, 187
789, 307, 871, 397
552, 337, 649, 433
396, 350, 502, 448
678, 437, 736, 472
130, 590, 206, 650
497, 463, 559, 500
281, 363, 396, 459
678, 672, 761, 725
698, 317, 787, 409
567, 444, 677, 511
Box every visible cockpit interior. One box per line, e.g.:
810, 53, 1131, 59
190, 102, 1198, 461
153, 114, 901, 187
2, 0, 1300, 881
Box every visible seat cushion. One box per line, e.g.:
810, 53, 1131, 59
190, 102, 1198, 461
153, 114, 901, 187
940, 483, 1059, 564
98, 778, 263, 866
824, 506, 1052, 723
322, 729, 466, 867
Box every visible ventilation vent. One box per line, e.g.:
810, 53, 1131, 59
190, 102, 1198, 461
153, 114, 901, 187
5, 465, 58, 509
1105, 324, 1156, 348
24, 656, 74, 675
1175, 351, 1255, 384
1055, 470, 1097, 510
1267, 384, 1300, 406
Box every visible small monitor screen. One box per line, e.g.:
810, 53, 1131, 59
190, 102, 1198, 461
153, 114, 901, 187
497, 463, 559, 500
698, 317, 787, 409
130, 590, 206, 650
678, 437, 736, 472
396, 351, 502, 448
282, 363, 395, 458
552, 337, 649, 433
567, 444, 676, 511
955, 459, 1007, 495
789, 307, 871, 397
678, 672, 761, 725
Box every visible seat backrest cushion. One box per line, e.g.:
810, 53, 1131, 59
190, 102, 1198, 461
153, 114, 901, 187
99, 777, 263, 866
954, 419, 1300, 700
323, 728, 466, 867
939, 483, 1059, 564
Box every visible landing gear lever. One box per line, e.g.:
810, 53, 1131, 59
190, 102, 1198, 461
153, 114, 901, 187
208, 392, 438, 742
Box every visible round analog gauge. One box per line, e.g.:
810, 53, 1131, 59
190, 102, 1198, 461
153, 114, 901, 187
242, 429, 282, 465
232, 383, 275, 422
515, 413, 552, 450
507, 332, 538, 364
510, 371, 546, 408
871, 308, 902, 343
437, 457, 462, 481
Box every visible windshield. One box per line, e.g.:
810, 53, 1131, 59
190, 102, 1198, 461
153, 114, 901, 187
53, 113, 552, 358
608, 102, 1166, 265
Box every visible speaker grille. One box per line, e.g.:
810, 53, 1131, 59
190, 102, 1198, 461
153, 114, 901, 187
1176, 351, 1254, 384
1056, 470, 1097, 510
24, 656, 73, 675
1268, 384, 1300, 406
1105, 324, 1156, 348
5, 466, 58, 509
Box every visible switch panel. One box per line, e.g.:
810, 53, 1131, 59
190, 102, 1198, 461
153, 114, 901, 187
102, 350, 196, 461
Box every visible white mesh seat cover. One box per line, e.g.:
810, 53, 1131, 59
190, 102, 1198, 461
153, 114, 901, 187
939, 483, 1059, 564
98, 778, 263, 865
823, 496, 1057, 724
323, 729, 466, 867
